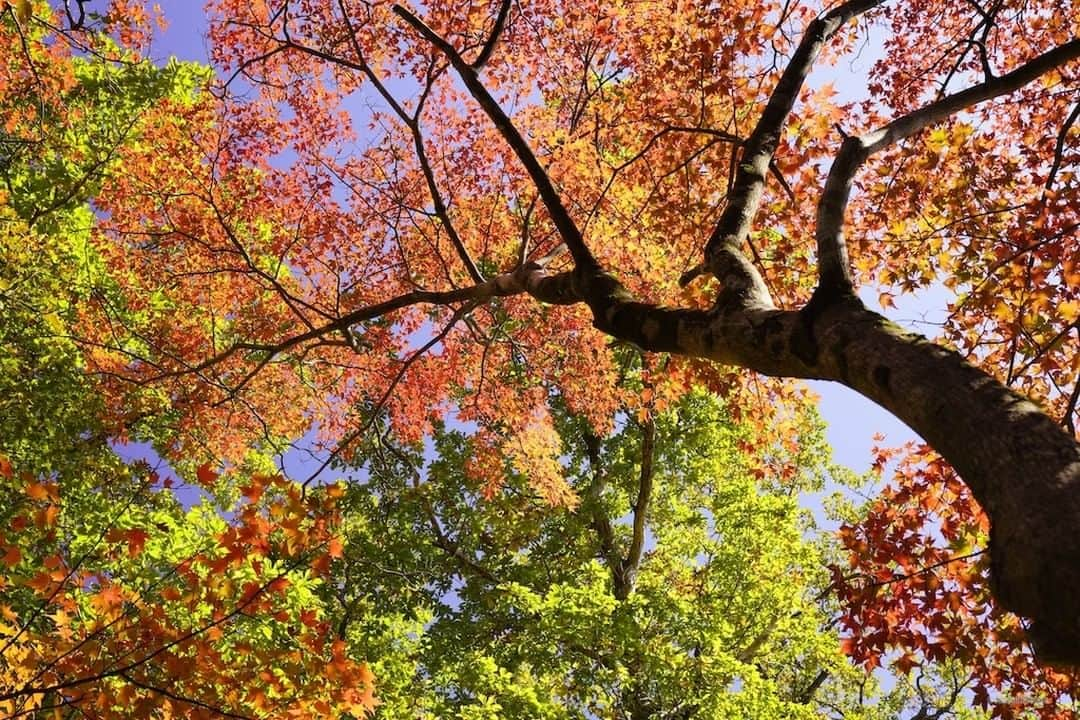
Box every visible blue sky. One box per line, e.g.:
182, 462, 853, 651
141, 1, 946, 475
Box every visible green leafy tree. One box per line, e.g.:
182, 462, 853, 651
323, 389, 987, 719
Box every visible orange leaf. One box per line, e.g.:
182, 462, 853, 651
25, 482, 50, 501
327, 537, 344, 559
1, 545, 20, 568
36, 503, 59, 529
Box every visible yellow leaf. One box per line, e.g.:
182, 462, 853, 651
1059, 299, 1080, 324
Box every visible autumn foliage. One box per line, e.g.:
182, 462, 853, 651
2, 0, 1080, 717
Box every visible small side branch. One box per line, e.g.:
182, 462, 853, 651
1064, 327, 1080, 436
1046, 99, 1080, 195
288, 4, 485, 283
798, 670, 829, 704
118, 673, 253, 720
863, 41, 1080, 157
64, 0, 87, 29
582, 416, 656, 600
392, 4, 599, 274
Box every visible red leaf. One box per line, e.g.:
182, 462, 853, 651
126, 528, 150, 557
1, 545, 21, 568
196, 463, 219, 487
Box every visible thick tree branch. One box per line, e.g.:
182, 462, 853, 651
539, 276, 1080, 663
617, 416, 655, 600
797, 670, 829, 704
582, 416, 655, 601
691, 0, 884, 303
410, 119, 486, 284
471, 0, 511, 70
582, 431, 622, 586
815, 39, 1080, 293
149, 260, 581, 387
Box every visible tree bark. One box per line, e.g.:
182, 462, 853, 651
803, 293, 1080, 665
585, 283, 1080, 664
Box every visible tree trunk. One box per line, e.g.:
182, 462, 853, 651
590, 287, 1080, 664
804, 293, 1080, 664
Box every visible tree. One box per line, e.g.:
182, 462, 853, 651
90, 0, 1080, 660
327, 389, 1010, 719
0, 15, 374, 717
3, 0, 1080, 714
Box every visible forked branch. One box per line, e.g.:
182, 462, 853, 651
683, 0, 884, 301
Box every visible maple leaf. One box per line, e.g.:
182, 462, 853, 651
196, 463, 219, 487
125, 528, 150, 557
1, 545, 20, 568
91, 584, 126, 617
25, 482, 53, 501
326, 537, 344, 559
6, 0, 1080, 716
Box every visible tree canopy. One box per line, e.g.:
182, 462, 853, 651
1, 0, 1079, 718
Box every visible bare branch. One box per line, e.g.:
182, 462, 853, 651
407, 77, 486, 284
472, 0, 511, 70
64, 0, 87, 30
1046, 99, 1080, 194
281, 5, 486, 283
118, 673, 254, 720
300, 302, 478, 487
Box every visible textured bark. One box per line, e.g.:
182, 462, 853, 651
802, 294, 1080, 665
583, 285, 1080, 664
